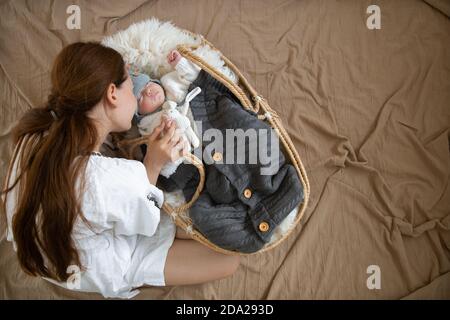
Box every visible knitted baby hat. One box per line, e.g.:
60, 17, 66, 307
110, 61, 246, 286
130, 72, 162, 98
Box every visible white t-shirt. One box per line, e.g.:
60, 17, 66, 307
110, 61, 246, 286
3, 153, 176, 299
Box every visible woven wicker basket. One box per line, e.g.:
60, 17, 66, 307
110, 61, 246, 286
116, 32, 310, 256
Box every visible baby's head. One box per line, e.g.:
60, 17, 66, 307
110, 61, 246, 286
131, 73, 165, 115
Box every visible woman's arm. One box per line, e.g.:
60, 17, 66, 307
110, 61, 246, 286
143, 119, 184, 185
145, 162, 162, 185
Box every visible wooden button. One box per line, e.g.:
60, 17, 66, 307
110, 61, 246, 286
212, 152, 223, 162
243, 188, 252, 199
259, 221, 270, 232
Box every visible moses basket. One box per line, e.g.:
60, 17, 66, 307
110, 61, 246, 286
101, 18, 310, 256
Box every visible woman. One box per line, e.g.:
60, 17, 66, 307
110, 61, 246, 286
1, 42, 240, 299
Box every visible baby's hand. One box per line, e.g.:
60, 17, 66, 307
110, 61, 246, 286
167, 50, 182, 67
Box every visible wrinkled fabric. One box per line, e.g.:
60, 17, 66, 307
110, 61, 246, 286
0, 0, 449, 299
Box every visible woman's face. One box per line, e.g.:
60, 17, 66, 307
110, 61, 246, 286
111, 70, 137, 132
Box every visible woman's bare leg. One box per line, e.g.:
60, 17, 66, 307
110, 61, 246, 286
164, 239, 240, 286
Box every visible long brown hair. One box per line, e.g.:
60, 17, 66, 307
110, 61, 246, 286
1, 42, 127, 281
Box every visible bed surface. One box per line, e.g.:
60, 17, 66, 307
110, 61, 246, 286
0, 0, 449, 299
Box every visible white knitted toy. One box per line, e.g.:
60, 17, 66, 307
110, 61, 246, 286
138, 87, 201, 178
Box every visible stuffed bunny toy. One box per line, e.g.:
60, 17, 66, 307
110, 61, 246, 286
138, 87, 201, 178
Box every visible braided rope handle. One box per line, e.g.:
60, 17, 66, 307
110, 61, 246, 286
114, 33, 310, 255
177, 37, 310, 201
175, 37, 311, 255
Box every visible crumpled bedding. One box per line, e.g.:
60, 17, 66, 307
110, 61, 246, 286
0, 0, 449, 299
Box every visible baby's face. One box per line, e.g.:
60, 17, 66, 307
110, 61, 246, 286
138, 82, 165, 115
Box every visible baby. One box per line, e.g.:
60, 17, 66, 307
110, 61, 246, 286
130, 50, 202, 177
131, 50, 201, 116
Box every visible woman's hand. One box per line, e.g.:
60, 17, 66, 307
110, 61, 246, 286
143, 119, 187, 184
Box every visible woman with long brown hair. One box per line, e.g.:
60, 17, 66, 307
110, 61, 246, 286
1, 42, 239, 298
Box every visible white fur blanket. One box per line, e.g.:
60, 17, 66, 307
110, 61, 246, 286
101, 17, 238, 83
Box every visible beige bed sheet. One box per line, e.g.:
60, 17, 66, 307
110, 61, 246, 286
0, 0, 449, 299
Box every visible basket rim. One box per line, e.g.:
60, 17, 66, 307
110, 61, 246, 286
170, 31, 311, 255
114, 28, 311, 256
